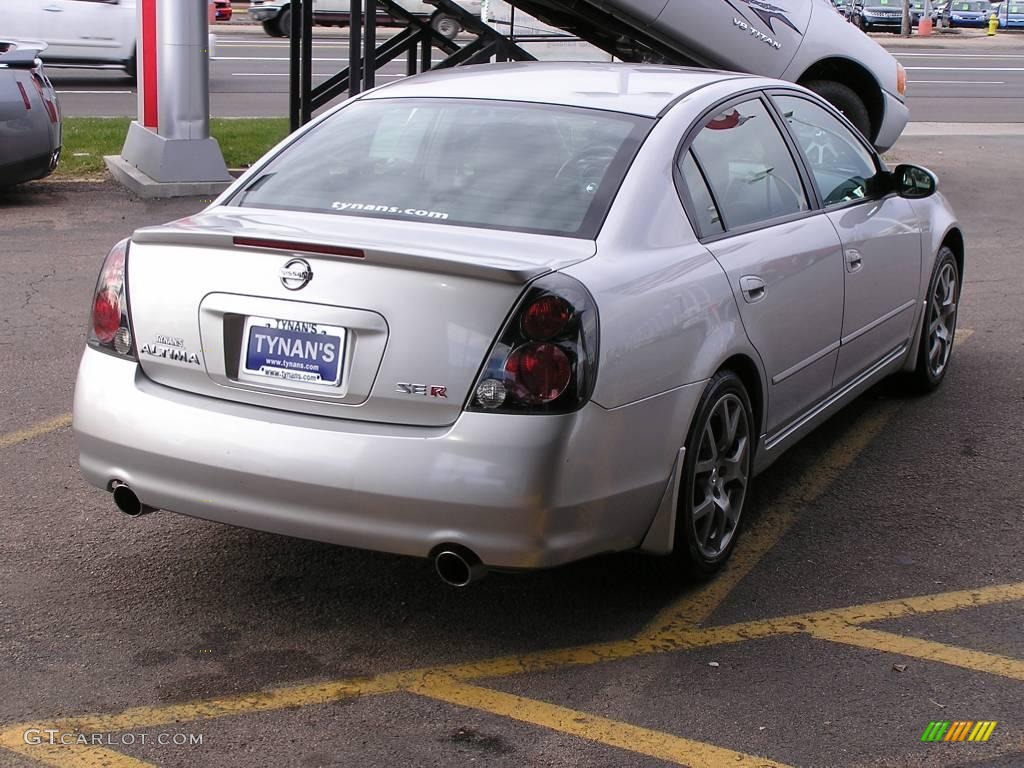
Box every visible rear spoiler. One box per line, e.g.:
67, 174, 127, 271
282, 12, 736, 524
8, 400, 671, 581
0, 40, 48, 69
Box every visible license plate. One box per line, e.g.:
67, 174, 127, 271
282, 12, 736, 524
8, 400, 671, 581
241, 316, 346, 387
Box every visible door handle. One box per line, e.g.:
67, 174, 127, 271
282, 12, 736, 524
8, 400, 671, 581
43, 5, 63, 10
739, 275, 766, 303
845, 248, 864, 273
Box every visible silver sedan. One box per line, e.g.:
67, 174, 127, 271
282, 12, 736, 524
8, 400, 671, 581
72, 63, 962, 586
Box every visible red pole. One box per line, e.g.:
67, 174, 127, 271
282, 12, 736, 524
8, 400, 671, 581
140, 0, 159, 129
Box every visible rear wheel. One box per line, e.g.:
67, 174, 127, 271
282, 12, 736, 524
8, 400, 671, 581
673, 371, 753, 578
804, 80, 871, 139
899, 247, 960, 393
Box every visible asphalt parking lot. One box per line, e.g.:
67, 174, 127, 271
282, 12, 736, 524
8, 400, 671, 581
1, 132, 1022, 768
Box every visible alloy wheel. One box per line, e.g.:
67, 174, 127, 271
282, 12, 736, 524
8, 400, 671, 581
691, 393, 750, 559
927, 261, 958, 377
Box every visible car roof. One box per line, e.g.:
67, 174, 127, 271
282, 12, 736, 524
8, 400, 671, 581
360, 62, 755, 118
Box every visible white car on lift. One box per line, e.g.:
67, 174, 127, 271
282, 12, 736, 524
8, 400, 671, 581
4, 0, 138, 81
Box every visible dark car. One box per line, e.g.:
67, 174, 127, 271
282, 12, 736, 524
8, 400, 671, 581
946, 0, 993, 25
854, 0, 907, 29
0, 40, 61, 189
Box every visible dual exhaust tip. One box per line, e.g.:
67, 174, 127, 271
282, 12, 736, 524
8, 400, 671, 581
110, 481, 486, 587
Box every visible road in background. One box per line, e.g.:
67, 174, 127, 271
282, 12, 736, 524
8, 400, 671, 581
47, 27, 1024, 123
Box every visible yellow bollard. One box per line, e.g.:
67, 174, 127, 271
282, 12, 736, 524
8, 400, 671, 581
988, 12, 998, 34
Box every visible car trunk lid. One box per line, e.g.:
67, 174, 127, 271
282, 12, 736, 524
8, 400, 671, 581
127, 206, 595, 427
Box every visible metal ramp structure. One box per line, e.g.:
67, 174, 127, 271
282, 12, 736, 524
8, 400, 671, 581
285, 0, 700, 130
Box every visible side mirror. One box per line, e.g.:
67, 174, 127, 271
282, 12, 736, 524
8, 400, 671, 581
893, 164, 938, 199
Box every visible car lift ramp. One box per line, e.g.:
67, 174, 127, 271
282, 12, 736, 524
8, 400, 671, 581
287, 0, 702, 130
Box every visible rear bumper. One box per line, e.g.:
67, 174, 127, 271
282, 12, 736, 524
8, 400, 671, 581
73, 347, 702, 569
874, 90, 908, 154
0, 148, 59, 188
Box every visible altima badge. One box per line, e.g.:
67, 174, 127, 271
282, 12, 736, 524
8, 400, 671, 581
279, 258, 313, 290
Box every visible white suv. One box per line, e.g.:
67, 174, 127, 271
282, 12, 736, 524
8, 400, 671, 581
5, 0, 137, 81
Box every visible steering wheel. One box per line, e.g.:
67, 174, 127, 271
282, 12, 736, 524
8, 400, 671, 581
555, 144, 620, 188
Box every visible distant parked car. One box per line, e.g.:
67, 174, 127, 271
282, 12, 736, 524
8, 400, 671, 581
998, 0, 1024, 25
4, 0, 137, 82
947, 0, 993, 25
0, 40, 61, 188
215, 0, 233, 21
853, 0, 906, 30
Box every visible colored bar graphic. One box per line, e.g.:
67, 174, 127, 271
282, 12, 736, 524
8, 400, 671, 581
921, 721, 996, 743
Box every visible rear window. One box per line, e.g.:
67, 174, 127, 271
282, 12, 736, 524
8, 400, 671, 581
231, 98, 652, 238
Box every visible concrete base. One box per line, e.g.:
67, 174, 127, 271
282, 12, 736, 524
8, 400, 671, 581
109, 120, 233, 197
105, 154, 234, 199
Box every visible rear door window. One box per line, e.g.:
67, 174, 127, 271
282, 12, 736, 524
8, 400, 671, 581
688, 98, 809, 231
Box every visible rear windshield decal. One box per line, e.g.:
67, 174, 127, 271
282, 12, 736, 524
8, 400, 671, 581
332, 201, 450, 220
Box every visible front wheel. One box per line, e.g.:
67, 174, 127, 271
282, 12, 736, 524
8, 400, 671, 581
263, 19, 285, 37
672, 371, 754, 578
803, 79, 871, 140
276, 7, 292, 37
900, 247, 960, 393
431, 13, 461, 39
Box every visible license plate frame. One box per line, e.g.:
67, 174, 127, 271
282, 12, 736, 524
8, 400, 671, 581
240, 315, 347, 388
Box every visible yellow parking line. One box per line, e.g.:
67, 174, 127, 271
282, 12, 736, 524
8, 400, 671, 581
0, 729, 153, 768
808, 622, 1024, 681
805, 580, 1024, 626
410, 678, 795, 768
0, 413, 72, 451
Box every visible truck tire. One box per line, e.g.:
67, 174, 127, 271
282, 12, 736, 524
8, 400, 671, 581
804, 80, 871, 140
431, 14, 461, 39
276, 7, 292, 37
263, 20, 285, 37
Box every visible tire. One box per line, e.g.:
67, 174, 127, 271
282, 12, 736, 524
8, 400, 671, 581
672, 370, 754, 578
276, 7, 292, 37
125, 49, 137, 84
431, 13, 461, 39
804, 80, 871, 140
263, 19, 285, 37
898, 247, 960, 394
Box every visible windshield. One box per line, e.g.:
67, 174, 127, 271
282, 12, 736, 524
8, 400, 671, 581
231, 98, 652, 238
952, 1, 987, 9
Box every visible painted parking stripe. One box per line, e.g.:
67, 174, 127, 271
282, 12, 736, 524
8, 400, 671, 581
0, 414, 71, 450
908, 80, 1005, 84
807, 622, 1024, 681
411, 678, 795, 768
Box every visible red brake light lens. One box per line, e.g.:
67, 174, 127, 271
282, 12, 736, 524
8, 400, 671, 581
92, 289, 121, 343
88, 239, 136, 358
521, 295, 572, 340
505, 343, 572, 404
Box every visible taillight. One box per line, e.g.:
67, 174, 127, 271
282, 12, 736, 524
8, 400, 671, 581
88, 239, 136, 359
468, 273, 598, 414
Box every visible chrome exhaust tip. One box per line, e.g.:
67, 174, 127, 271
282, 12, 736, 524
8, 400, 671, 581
433, 545, 486, 587
110, 481, 156, 517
